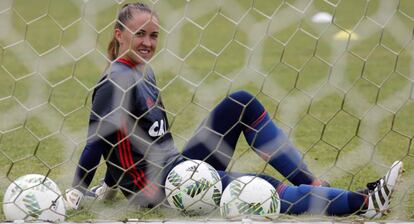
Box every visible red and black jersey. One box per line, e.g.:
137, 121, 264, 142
73, 59, 181, 206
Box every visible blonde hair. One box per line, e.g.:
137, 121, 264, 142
107, 2, 159, 61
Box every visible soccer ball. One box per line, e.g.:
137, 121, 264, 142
164, 160, 222, 215
3, 174, 66, 221
220, 176, 280, 217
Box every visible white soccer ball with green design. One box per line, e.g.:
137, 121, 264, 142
3, 174, 66, 221
164, 160, 222, 215
220, 176, 280, 217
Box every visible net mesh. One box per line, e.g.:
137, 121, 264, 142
0, 0, 413, 222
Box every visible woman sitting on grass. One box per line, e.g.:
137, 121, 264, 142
65, 2, 403, 219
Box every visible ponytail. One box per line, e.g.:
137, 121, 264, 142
107, 36, 119, 61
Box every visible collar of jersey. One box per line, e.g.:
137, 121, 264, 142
116, 58, 137, 69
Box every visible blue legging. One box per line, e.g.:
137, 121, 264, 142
182, 90, 315, 185
181, 91, 365, 216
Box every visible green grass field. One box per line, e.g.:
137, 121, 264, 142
0, 0, 414, 221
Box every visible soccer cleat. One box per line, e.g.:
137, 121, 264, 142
65, 188, 84, 210
90, 180, 118, 201
361, 161, 403, 219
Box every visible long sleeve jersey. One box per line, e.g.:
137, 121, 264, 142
72, 58, 181, 205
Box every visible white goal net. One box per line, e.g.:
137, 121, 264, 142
0, 0, 413, 222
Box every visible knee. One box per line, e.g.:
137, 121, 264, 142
228, 90, 255, 105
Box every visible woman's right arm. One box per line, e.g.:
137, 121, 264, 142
71, 122, 111, 191
66, 74, 126, 209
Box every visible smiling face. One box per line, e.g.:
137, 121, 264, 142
115, 11, 159, 65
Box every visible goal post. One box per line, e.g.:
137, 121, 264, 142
0, 0, 413, 222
